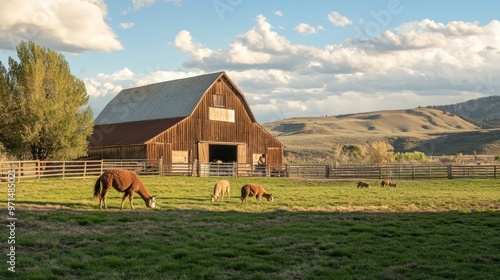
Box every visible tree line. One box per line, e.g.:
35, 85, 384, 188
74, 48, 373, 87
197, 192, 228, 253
0, 41, 94, 160
331, 142, 428, 164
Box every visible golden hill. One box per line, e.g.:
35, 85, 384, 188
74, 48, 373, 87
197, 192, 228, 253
262, 108, 500, 160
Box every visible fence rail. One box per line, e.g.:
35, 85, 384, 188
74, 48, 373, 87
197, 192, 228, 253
1, 160, 498, 181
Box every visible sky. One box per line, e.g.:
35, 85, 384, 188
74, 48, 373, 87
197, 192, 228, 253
0, 0, 499, 123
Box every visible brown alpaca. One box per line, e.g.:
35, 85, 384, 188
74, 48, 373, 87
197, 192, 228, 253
93, 169, 156, 210
211, 180, 230, 202
357, 181, 370, 188
389, 183, 398, 188
241, 183, 273, 204
380, 180, 392, 188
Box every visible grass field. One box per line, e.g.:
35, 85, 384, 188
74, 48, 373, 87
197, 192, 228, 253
2, 176, 500, 279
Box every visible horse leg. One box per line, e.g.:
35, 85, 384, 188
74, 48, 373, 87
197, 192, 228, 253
101, 188, 109, 210
128, 190, 134, 209
121, 189, 131, 210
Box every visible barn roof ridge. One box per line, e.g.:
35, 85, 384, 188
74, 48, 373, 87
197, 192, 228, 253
94, 71, 227, 125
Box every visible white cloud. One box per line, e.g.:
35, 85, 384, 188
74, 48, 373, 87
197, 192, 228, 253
88, 17, 500, 123
273, 10, 283, 17
327, 11, 352, 27
294, 23, 318, 35
132, 0, 156, 10
132, 0, 182, 10
171, 17, 500, 122
0, 0, 123, 52
174, 30, 214, 60
120, 22, 135, 29
85, 68, 206, 98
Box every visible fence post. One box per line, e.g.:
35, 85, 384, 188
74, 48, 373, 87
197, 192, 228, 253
36, 160, 40, 180
83, 161, 87, 178
100, 160, 104, 174
17, 161, 21, 183
192, 159, 198, 177
494, 165, 497, 179
159, 157, 163, 176
447, 165, 452, 179
62, 161, 66, 179
325, 165, 330, 179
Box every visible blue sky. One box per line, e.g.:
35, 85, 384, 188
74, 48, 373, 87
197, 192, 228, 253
1, 0, 499, 123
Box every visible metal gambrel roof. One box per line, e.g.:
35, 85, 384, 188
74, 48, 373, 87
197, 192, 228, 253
94, 72, 225, 125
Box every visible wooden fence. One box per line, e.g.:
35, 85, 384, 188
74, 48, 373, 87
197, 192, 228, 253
1, 160, 498, 181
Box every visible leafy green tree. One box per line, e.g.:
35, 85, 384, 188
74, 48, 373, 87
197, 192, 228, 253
0, 41, 93, 160
394, 151, 428, 162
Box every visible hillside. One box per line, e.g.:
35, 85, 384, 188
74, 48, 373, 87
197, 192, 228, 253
430, 95, 500, 119
429, 95, 500, 128
262, 107, 500, 161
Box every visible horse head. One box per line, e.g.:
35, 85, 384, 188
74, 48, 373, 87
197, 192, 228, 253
148, 195, 157, 208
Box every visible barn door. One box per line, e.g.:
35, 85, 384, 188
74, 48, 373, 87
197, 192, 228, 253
237, 144, 247, 164
197, 142, 209, 163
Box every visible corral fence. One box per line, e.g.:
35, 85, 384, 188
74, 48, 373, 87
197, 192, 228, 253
1, 160, 499, 181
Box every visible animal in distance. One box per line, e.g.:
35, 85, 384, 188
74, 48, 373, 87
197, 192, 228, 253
357, 181, 370, 188
380, 180, 392, 188
389, 183, 398, 188
240, 183, 273, 204
211, 180, 230, 202
93, 169, 156, 210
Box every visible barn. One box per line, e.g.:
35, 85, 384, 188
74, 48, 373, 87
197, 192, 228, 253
87, 71, 284, 174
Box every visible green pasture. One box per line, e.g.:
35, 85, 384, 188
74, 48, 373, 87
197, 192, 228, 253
2, 176, 500, 279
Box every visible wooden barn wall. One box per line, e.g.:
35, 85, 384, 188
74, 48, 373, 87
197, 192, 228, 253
88, 145, 147, 159
148, 77, 284, 165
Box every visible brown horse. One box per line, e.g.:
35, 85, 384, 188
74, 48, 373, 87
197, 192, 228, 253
357, 181, 370, 188
93, 169, 156, 210
380, 180, 392, 188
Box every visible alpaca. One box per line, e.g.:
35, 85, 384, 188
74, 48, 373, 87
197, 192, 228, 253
380, 180, 392, 188
93, 169, 156, 210
240, 183, 273, 204
211, 180, 230, 202
389, 182, 398, 188
357, 181, 370, 188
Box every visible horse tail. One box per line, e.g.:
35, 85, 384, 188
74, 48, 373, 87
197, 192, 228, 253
93, 174, 103, 199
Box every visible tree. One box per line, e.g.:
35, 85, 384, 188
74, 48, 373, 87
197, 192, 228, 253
366, 141, 394, 163
0, 41, 94, 160
332, 144, 366, 163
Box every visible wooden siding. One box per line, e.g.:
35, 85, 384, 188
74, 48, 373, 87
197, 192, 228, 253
146, 76, 284, 165
88, 73, 284, 165
88, 145, 146, 159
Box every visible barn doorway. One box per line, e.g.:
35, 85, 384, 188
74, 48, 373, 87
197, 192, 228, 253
209, 144, 237, 163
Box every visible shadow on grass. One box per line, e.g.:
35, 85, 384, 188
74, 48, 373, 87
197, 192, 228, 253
11, 207, 500, 279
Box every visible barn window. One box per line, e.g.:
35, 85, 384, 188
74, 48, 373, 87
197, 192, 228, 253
213, 93, 225, 108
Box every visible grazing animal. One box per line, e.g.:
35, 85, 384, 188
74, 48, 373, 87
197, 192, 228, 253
357, 181, 370, 188
93, 169, 156, 210
389, 183, 398, 188
380, 180, 392, 188
211, 180, 230, 202
241, 183, 273, 204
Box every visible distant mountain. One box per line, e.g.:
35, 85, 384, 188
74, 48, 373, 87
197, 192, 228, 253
262, 107, 500, 161
429, 95, 500, 128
